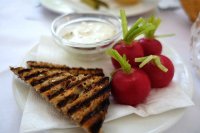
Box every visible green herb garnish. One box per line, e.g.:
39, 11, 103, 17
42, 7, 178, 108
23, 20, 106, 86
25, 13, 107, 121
120, 9, 155, 44
120, 9, 128, 39
145, 16, 175, 38
135, 55, 168, 72
145, 16, 161, 38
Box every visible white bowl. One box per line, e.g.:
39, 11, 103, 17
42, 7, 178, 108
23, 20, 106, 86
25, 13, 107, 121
51, 13, 121, 60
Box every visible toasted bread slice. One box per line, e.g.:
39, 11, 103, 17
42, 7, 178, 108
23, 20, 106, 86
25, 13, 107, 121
27, 61, 104, 76
10, 66, 110, 133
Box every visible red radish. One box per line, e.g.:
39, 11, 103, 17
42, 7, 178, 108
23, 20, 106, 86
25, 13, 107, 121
139, 38, 162, 56
111, 10, 154, 68
135, 55, 174, 88
107, 49, 151, 106
112, 41, 144, 69
138, 16, 162, 56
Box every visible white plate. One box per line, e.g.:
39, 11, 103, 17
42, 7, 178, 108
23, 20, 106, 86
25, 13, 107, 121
40, 0, 158, 16
12, 38, 194, 133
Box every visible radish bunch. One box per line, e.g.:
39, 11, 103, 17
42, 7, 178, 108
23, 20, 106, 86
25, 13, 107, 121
108, 10, 175, 106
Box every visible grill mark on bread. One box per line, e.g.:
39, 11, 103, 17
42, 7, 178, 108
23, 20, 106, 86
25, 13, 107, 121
10, 67, 46, 80
48, 75, 102, 102
89, 118, 104, 133
80, 98, 109, 125
67, 77, 110, 115
76, 76, 103, 92
50, 75, 95, 106
82, 112, 105, 133
18, 68, 31, 74
67, 69, 104, 76
10, 67, 31, 78
39, 76, 73, 93
32, 67, 104, 76
43, 79, 71, 98
27, 61, 104, 76
57, 94, 79, 108
83, 77, 109, 93
30, 72, 64, 86
70, 92, 109, 124
24, 70, 46, 81
66, 75, 93, 89
47, 88, 65, 100
48, 75, 92, 100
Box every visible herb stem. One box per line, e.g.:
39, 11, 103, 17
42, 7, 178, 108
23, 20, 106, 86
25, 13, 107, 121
135, 55, 168, 72
107, 49, 131, 73
120, 9, 128, 39
145, 16, 161, 38
154, 33, 175, 38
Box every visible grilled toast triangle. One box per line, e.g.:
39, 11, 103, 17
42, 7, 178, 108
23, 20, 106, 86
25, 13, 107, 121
10, 66, 110, 133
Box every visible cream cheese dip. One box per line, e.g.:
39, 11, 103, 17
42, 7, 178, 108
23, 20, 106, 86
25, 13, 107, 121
51, 13, 121, 60
57, 21, 117, 44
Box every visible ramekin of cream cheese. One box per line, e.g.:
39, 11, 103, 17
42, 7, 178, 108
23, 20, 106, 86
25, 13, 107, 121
58, 21, 116, 44
51, 13, 121, 60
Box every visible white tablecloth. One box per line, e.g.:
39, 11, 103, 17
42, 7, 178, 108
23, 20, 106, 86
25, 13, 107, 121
0, 0, 200, 133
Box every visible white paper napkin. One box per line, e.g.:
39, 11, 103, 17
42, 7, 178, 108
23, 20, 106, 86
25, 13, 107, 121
20, 36, 194, 133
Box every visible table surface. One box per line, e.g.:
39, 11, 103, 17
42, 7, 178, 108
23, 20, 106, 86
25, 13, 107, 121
1, 0, 200, 133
